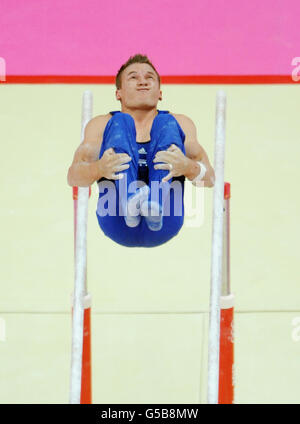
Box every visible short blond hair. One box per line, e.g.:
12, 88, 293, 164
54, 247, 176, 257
116, 53, 160, 90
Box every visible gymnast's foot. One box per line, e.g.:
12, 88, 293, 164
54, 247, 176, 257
140, 200, 163, 231
124, 185, 150, 228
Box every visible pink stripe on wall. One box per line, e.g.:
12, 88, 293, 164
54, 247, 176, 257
0, 0, 299, 77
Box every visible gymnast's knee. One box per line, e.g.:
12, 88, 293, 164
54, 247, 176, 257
156, 118, 185, 153
111, 111, 135, 126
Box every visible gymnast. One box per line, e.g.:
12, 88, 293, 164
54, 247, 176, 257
67, 54, 215, 247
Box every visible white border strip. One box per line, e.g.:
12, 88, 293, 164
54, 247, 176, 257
220, 293, 234, 310
70, 293, 92, 309
207, 90, 226, 404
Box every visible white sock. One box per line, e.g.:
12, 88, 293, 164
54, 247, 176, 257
127, 185, 150, 216
124, 185, 150, 228
140, 200, 163, 231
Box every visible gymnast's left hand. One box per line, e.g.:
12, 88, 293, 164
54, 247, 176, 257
153, 144, 189, 182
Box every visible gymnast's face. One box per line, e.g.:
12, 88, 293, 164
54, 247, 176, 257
116, 63, 162, 110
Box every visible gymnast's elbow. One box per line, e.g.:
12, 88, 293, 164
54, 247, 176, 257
67, 164, 91, 188
67, 165, 79, 187
204, 167, 215, 188
67, 167, 73, 187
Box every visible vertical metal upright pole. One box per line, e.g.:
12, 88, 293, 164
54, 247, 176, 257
207, 90, 226, 404
70, 90, 93, 404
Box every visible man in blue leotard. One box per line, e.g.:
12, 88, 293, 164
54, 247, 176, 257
67, 54, 215, 248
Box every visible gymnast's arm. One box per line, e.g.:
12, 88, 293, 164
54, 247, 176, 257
180, 115, 215, 188
67, 117, 104, 187
67, 116, 132, 187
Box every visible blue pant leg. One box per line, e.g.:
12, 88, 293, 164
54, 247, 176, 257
96, 113, 144, 247
148, 113, 186, 181
135, 114, 186, 247
98, 112, 142, 214
148, 113, 185, 216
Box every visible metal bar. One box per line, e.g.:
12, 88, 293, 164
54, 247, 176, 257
221, 183, 231, 296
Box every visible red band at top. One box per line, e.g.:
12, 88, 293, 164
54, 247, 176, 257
224, 182, 231, 199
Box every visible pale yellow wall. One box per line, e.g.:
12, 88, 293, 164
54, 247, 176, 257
0, 84, 299, 403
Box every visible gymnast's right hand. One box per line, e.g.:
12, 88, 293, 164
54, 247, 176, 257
99, 148, 132, 180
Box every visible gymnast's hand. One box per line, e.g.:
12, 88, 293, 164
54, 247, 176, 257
153, 144, 189, 182
99, 148, 132, 180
